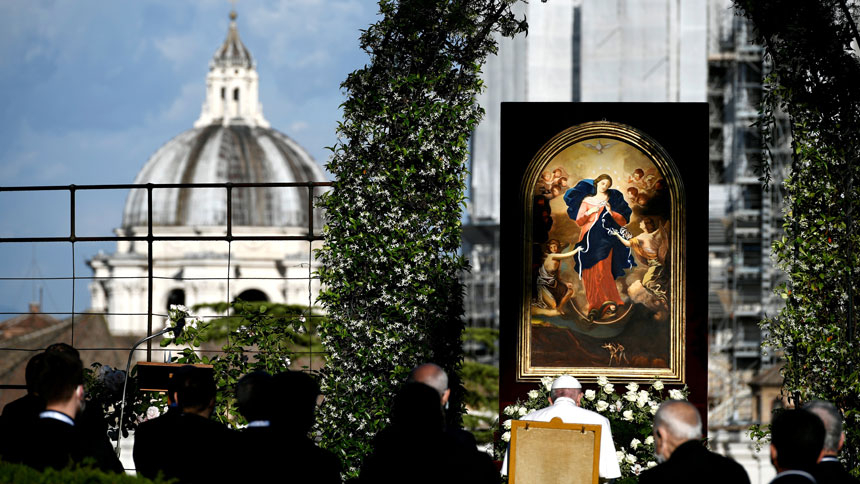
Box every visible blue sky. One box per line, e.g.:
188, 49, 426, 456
0, 0, 380, 314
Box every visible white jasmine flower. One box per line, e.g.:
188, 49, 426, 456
585, 389, 596, 401
626, 383, 639, 392
596, 400, 609, 412
597, 375, 609, 386
528, 390, 540, 399
502, 431, 511, 442
630, 438, 641, 449
603, 383, 615, 394
503, 419, 512, 430
622, 410, 634, 421
503, 405, 515, 417
669, 389, 684, 400
626, 454, 637, 464
518, 407, 528, 417
650, 404, 659, 415
652, 380, 664, 391
647, 461, 657, 468
624, 391, 638, 402
638, 390, 650, 401
632, 463, 643, 475
645, 436, 654, 445
616, 451, 625, 463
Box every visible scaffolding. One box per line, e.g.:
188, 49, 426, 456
706, 8, 791, 426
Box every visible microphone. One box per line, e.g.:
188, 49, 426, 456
114, 320, 185, 456
171, 317, 186, 338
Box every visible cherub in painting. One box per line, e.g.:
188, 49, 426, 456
613, 216, 669, 318
533, 239, 583, 315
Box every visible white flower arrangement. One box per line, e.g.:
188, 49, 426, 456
496, 375, 690, 481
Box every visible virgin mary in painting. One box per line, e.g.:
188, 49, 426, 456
563, 174, 635, 321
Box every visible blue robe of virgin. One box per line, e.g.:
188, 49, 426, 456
563, 179, 636, 279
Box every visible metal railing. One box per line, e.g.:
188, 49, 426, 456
0, 181, 330, 391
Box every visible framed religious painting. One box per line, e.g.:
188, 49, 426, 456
511, 114, 690, 384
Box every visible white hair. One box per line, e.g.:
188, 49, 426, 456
654, 400, 702, 441
804, 400, 842, 452
407, 363, 448, 398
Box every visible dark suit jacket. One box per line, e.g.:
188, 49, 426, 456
814, 458, 860, 484
134, 411, 234, 484
638, 440, 750, 484
13, 416, 123, 473
236, 426, 342, 484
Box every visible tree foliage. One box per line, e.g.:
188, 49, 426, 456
734, 0, 860, 473
315, 0, 526, 476
161, 302, 316, 427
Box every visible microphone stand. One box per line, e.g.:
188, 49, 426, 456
114, 321, 183, 456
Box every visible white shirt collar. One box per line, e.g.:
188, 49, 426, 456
247, 420, 270, 427
39, 410, 75, 426
820, 456, 839, 463
552, 396, 577, 405
772, 470, 816, 483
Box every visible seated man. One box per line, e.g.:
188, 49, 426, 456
134, 365, 234, 483
804, 400, 860, 484
769, 409, 825, 484
12, 351, 122, 473
408, 363, 498, 483
274, 371, 342, 483
502, 375, 622, 481
638, 400, 749, 483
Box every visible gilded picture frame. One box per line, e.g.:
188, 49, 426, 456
517, 121, 685, 383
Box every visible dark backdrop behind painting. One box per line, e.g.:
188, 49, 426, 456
499, 103, 709, 426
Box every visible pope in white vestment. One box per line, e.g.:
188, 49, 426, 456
502, 375, 622, 480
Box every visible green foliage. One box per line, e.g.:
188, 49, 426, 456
314, 0, 526, 476
160, 301, 319, 427
0, 459, 172, 483
735, 0, 860, 475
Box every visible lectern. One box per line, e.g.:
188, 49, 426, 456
508, 417, 601, 484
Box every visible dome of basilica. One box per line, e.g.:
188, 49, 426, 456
121, 11, 325, 229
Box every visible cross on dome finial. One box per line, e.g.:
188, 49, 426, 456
229, 0, 238, 20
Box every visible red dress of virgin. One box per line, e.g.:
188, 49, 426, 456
575, 200, 628, 311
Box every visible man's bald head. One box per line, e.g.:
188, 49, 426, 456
653, 400, 702, 462
654, 400, 702, 441
407, 363, 450, 405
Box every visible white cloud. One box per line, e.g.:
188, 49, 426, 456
160, 82, 203, 123
153, 33, 205, 71
289, 121, 309, 133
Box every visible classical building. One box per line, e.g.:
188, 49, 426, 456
88, 12, 325, 336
